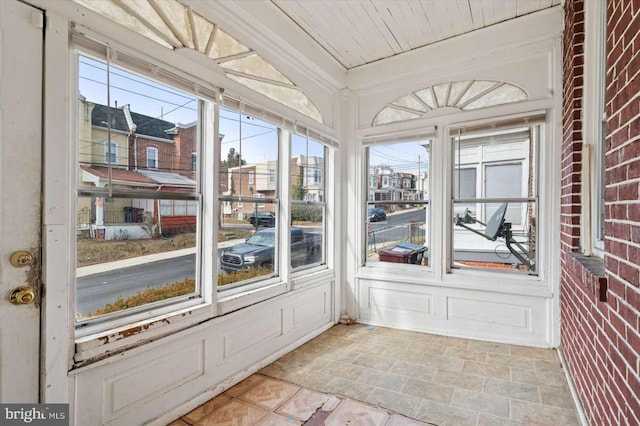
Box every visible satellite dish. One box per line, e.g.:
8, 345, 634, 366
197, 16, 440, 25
484, 203, 508, 241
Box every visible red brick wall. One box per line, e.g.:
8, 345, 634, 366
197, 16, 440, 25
131, 136, 174, 172
173, 125, 197, 179
561, 1, 640, 425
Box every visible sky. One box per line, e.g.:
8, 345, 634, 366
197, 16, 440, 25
79, 55, 323, 165
78, 55, 425, 173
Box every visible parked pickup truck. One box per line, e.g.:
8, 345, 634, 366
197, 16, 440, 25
220, 227, 321, 273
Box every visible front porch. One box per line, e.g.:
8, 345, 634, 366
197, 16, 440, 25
170, 324, 580, 425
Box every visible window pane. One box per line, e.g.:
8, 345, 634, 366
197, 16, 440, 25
367, 204, 430, 266
366, 139, 430, 267
218, 203, 278, 287
291, 134, 325, 200
76, 195, 198, 321
291, 204, 324, 269
218, 109, 278, 198
451, 127, 537, 274
452, 200, 536, 273
76, 55, 200, 324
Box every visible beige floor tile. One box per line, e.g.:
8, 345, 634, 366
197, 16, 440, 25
368, 326, 400, 337
296, 341, 330, 356
394, 329, 434, 342
183, 394, 232, 423
462, 360, 511, 380
194, 399, 269, 426
285, 353, 332, 370
389, 360, 436, 382
365, 387, 422, 418
371, 334, 411, 348
312, 334, 356, 349
418, 353, 464, 372
415, 399, 477, 426
350, 340, 393, 355
402, 378, 455, 404
320, 346, 362, 362
511, 368, 567, 387
277, 388, 330, 421
483, 378, 540, 402
284, 368, 334, 391
320, 360, 368, 380
433, 369, 484, 391
411, 341, 448, 355
385, 413, 432, 425
225, 375, 266, 397
510, 346, 558, 360
255, 412, 302, 425
467, 340, 512, 355
238, 377, 300, 411
538, 384, 577, 410
451, 388, 510, 418
379, 346, 424, 364
322, 377, 376, 401
477, 413, 524, 426
325, 399, 389, 426
431, 335, 471, 348
444, 346, 489, 362
259, 362, 291, 381
510, 399, 580, 425
352, 354, 396, 371
534, 358, 563, 372
486, 353, 535, 370
357, 368, 409, 392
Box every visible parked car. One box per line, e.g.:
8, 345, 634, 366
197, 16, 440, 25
248, 211, 276, 227
368, 207, 387, 222
220, 227, 322, 273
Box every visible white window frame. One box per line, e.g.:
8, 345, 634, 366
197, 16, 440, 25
248, 170, 255, 184
104, 140, 117, 164
582, 0, 607, 258
191, 152, 197, 172
146, 147, 158, 169
268, 168, 276, 183
72, 48, 215, 348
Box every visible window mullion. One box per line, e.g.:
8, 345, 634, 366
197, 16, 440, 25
203, 99, 217, 307
280, 128, 291, 283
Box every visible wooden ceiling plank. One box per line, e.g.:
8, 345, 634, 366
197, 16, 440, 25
483, 0, 497, 25
468, 0, 486, 29
329, 1, 374, 65
341, 2, 381, 65
515, 0, 538, 16
359, 1, 404, 59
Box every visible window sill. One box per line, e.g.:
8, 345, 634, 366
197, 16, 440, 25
357, 264, 551, 297
290, 267, 334, 290
566, 252, 608, 302
217, 281, 287, 315
74, 299, 214, 367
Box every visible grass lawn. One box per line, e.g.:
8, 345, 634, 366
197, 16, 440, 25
77, 229, 253, 267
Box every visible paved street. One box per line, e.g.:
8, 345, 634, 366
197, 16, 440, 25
368, 208, 427, 249
76, 254, 196, 315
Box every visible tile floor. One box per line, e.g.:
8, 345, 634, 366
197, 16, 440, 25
168, 324, 581, 426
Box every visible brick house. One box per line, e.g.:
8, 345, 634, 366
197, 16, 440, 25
561, 1, 640, 424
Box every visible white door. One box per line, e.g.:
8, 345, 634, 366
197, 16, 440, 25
0, 0, 43, 402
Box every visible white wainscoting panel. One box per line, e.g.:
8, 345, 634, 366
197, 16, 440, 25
447, 297, 530, 330
366, 287, 433, 325
107, 341, 205, 418
222, 309, 283, 358
73, 280, 333, 425
358, 278, 550, 347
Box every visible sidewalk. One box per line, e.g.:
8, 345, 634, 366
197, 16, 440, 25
76, 238, 245, 277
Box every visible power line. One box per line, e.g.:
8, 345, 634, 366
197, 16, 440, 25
80, 59, 195, 101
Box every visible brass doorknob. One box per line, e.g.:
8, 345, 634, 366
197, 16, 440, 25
9, 286, 35, 305
9, 250, 34, 267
